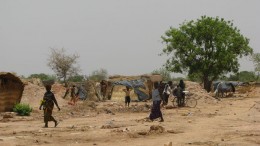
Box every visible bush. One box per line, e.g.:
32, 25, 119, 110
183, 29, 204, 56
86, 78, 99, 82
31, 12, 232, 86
27, 73, 57, 81
13, 103, 33, 116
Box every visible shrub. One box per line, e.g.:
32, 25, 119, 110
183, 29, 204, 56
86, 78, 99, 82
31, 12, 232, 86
27, 73, 57, 81
13, 103, 33, 116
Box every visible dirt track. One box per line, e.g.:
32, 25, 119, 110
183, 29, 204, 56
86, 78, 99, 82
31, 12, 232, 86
0, 83, 259, 146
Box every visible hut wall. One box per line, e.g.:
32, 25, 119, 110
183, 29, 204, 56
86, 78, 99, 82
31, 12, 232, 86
0, 73, 24, 112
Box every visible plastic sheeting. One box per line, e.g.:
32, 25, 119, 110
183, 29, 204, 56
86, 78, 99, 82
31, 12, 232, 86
112, 79, 149, 101
112, 79, 146, 89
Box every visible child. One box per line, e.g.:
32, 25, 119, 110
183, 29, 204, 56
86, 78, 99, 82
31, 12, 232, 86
123, 86, 132, 107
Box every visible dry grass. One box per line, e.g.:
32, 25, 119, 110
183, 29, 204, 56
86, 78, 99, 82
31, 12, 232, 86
110, 85, 139, 101
236, 85, 254, 94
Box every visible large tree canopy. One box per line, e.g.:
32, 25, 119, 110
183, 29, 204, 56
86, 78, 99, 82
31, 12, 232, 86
161, 16, 253, 91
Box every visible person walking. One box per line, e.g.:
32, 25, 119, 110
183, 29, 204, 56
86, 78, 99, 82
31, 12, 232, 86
149, 82, 164, 122
39, 84, 60, 128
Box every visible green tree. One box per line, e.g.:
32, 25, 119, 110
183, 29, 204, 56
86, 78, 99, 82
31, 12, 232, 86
187, 72, 202, 82
161, 16, 253, 92
237, 71, 256, 82
251, 53, 260, 81
47, 48, 80, 83
88, 68, 108, 82
152, 68, 172, 81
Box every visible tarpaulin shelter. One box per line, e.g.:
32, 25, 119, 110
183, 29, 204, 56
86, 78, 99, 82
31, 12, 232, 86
107, 74, 162, 101
112, 79, 149, 101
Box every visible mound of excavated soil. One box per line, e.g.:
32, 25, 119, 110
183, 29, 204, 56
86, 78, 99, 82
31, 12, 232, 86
20, 82, 68, 108
20, 80, 217, 109
20, 80, 253, 111
184, 81, 218, 105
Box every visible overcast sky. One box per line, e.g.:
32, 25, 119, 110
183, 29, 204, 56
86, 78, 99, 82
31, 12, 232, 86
0, 0, 259, 77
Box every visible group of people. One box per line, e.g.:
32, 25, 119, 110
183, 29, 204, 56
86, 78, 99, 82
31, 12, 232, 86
121, 80, 186, 122
161, 80, 186, 107
38, 79, 186, 128
149, 80, 186, 122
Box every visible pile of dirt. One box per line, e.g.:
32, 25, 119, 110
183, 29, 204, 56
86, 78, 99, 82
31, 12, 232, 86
20, 80, 218, 110
244, 85, 260, 98
185, 81, 218, 105
21, 82, 68, 108
109, 75, 142, 81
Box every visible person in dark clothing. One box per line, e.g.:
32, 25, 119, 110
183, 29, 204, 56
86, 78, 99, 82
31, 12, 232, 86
173, 85, 183, 107
179, 80, 186, 106
179, 80, 185, 90
39, 84, 60, 128
69, 85, 77, 105
100, 80, 107, 99
158, 81, 165, 99
63, 86, 70, 99
149, 82, 164, 122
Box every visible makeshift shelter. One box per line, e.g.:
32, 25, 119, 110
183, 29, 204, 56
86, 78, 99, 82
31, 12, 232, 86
112, 79, 149, 101
0, 72, 24, 112
106, 74, 162, 101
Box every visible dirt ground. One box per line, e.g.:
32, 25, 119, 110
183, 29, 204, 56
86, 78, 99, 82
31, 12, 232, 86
0, 81, 259, 146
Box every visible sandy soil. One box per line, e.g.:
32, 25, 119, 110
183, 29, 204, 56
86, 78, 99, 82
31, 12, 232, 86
0, 82, 259, 146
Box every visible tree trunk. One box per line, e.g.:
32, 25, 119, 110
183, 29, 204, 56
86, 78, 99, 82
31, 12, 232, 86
203, 76, 212, 92
257, 72, 259, 82
63, 74, 67, 84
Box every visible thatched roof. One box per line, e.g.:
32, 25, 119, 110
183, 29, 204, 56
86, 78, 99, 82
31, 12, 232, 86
0, 72, 24, 112
0, 72, 23, 85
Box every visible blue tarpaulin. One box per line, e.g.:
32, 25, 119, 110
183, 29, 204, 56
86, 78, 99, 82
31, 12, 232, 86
133, 88, 149, 101
77, 85, 87, 100
112, 79, 149, 101
112, 79, 146, 89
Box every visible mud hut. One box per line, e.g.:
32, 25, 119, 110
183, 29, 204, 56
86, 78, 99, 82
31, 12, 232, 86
0, 72, 24, 112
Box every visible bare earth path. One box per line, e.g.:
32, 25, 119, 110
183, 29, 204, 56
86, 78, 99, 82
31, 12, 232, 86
0, 87, 259, 146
